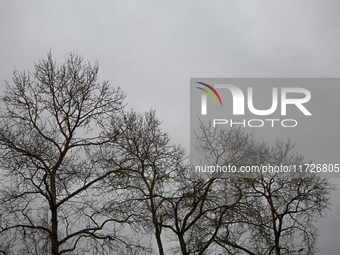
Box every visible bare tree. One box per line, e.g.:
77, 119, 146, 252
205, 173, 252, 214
0, 52, 144, 254
194, 122, 334, 255
150, 121, 260, 255
238, 140, 333, 255
96, 110, 186, 255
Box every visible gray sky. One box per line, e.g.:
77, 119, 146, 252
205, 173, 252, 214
1, 1, 340, 254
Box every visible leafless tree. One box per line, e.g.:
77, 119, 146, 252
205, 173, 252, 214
96, 109, 186, 255
148, 121, 260, 255
194, 122, 334, 255
0, 52, 146, 254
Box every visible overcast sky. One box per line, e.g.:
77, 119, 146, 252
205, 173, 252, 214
1, 1, 340, 254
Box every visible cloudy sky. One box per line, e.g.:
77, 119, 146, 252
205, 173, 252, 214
1, 1, 340, 254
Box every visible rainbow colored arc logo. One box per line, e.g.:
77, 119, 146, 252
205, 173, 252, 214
196, 82, 223, 106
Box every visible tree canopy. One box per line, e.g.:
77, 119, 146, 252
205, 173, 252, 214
0, 52, 334, 255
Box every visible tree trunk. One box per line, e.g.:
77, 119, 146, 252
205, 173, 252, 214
178, 233, 188, 255
155, 226, 164, 255
51, 175, 59, 255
